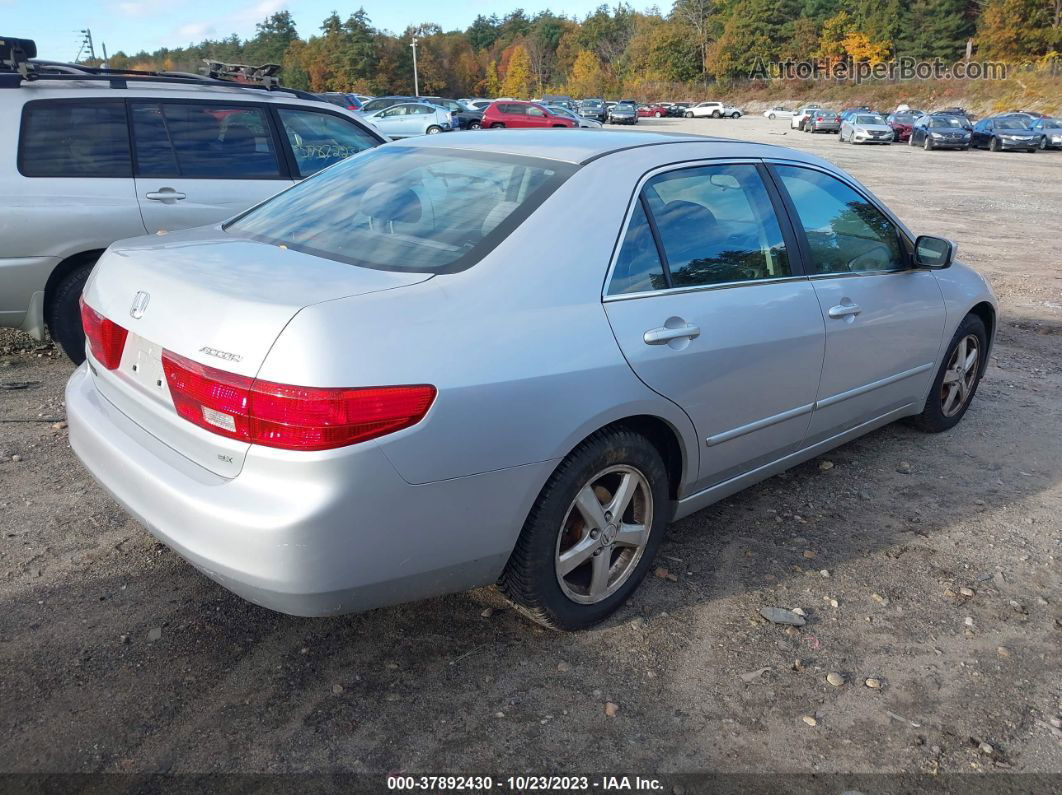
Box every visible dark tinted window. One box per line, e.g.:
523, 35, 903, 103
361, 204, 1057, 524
608, 201, 666, 295
643, 164, 791, 287
131, 102, 281, 179
20, 101, 131, 178
775, 165, 904, 275
277, 108, 380, 177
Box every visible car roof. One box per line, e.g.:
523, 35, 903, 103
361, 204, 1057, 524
385, 128, 807, 166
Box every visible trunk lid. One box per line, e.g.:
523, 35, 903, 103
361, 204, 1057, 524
83, 226, 431, 477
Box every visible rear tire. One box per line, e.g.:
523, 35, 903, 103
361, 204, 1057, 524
712, 110, 721, 118
500, 427, 671, 631
684, 111, 693, 118
768, 113, 776, 119
468, 121, 481, 130
654, 111, 662, 118
425, 125, 442, 135
490, 122, 505, 128
907, 314, 987, 433
46, 260, 95, 365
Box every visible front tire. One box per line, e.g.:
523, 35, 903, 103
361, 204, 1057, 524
468, 121, 481, 130
47, 260, 95, 364
768, 113, 776, 119
924, 136, 933, 151
426, 125, 442, 135
908, 314, 987, 433
684, 111, 693, 118
989, 137, 1000, 152
500, 427, 671, 630
654, 111, 662, 118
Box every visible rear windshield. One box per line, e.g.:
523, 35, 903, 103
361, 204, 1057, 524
225, 146, 575, 274
929, 116, 965, 128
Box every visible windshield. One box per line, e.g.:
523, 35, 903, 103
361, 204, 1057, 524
997, 118, 1030, 130
929, 116, 964, 128
225, 147, 575, 274
855, 115, 884, 125
579, 100, 602, 108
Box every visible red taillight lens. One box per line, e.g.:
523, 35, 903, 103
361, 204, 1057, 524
161, 350, 436, 451
79, 296, 128, 370
816, 116, 824, 121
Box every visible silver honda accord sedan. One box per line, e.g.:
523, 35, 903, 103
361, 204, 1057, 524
67, 130, 997, 630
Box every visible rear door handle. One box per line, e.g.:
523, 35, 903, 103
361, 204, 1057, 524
828, 302, 862, 319
145, 189, 187, 202
644, 323, 701, 345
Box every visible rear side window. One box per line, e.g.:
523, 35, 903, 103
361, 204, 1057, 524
608, 201, 666, 296
19, 101, 131, 178
131, 102, 281, 179
225, 147, 574, 274
277, 108, 381, 177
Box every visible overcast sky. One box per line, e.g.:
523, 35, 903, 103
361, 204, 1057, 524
10, 0, 627, 62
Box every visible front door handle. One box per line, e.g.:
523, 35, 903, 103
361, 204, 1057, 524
145, 188, 187, 202
828, 302, 862, 319
644, 323, 701, 345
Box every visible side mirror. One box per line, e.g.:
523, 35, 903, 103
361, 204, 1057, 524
914, 235, 955, 269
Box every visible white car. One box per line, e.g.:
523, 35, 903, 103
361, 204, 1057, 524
685, 101, 742, 119
791, 106, 824, 130
0, 41, 385, 362
763, 106, 795, 119
840, 112, 895, 144
365, 102, 453, 138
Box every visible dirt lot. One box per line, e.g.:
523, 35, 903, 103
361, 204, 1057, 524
1, 115, 1060, 781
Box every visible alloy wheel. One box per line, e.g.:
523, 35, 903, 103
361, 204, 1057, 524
941, 334, 980, 417
555, 465, 653, 604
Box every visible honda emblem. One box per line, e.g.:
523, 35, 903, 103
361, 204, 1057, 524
129, 291, 150, 319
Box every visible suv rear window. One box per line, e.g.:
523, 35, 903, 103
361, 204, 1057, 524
19, 100, 132, 178
225, 147, 575, 274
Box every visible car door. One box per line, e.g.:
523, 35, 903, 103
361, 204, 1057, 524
131, 100, 292, 233
769, 164, 946, 444
972, 120, 990, 147
370, 105, 407, 137
603, 162, 826, 490
524, 105, 550, 128
273, 106, 381, 178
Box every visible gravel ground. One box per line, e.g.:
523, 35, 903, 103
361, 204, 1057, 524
1, 115, 1060, 779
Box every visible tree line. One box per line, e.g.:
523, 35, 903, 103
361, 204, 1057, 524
99, 1, 1061, 99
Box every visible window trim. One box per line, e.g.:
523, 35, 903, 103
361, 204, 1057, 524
18, 98, 134, 179
601, 157, 809, 302
270, 103, 386, 180
764, 160, 914, 278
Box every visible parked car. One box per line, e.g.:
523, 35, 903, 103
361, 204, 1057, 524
365, 102, 453, 138
361, 95, 413, 114
607, 103, 638, 125
805, 109, 841, 133
1030, 116, 1062, 150
763, 106, 795, 119
839, 106, 872, 122
839, 112, 893, 144
667, 103, 690, 117
541, 94, 577, 111
0, 44, 384, 362
544, 105, 602, 128
637, 104, 668, 118
482, 101, 576, 129
67, 129, 995, 630
686, 101, 742, 119
886, 112, 920, 142
578, 99, 608, 123
934, 106, 970, 120
463, 99, 493, 111
909, 114, 973, 150
971, 116, 1040, 152
791, 105, 823, 130
316, 92, 364, 112
418, 97, 483, 130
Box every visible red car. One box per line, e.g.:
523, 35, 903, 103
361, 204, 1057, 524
886, 111, 920, 142
636, 104, 668, 118
482, 101, 576, 129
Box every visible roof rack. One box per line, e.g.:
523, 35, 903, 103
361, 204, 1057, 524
0, 37, 319, 101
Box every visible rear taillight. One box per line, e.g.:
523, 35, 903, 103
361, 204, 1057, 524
79, 296, 128, 370
816, 116, 824, 121
161, 350, 436, 451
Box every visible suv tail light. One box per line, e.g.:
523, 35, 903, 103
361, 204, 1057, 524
161, 350, 436, 451
80, 297, 128, 370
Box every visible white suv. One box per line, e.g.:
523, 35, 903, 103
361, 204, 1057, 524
1, 42, 385, 361
684, 101, 742, 119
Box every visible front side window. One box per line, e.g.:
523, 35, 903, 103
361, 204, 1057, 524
131, 102, 281, 179
526, 106, 546, 117
20, 100, 131, 178
226, 147, 574, 273
774, 165, 904, 275
277, 108, 380, 177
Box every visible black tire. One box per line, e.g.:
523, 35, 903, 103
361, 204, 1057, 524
500, 427, 671, 630
684, 111, 693, 118
425, 125, 442, 135
768, 113, 776, 119
490, 122, 505, 129
907, 314, 988, 433
46, 260, 95, 365
1039, 136, 1047, 150
909, 133, 916, 147
711, 110, 721, 118
989, 136, 1000, 152
654, 111, 662, 118
468, 121, 481, 130
924, 136, 933, 151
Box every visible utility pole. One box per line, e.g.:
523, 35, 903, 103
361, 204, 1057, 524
411, 35, 419, 97
75, 29, 96, 62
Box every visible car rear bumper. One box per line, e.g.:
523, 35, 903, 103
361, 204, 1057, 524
66, 365, 554, 616
812, 123, 840, 131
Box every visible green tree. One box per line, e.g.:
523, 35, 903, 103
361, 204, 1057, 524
245, 10, 298, 65
898, 0, 974, 60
